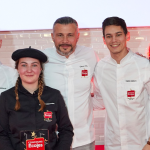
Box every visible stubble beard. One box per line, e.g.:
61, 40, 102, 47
56, 45, 74, 57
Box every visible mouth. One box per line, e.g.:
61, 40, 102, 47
25, 75, 34, 77
59, 44, 71, 49
111, 44, 120, 48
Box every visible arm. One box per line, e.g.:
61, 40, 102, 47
0, 93, 14, 150
7, 67, 18, 88
142, 139, 150, 150
54, 92, 74, 150
142, 63, 150, 150
92, 74, 105, 110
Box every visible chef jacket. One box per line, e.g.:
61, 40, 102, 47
0, 62, 18, 94
43, 45, 97, 148
93, 50, 150, 150
0, 80, 73, 150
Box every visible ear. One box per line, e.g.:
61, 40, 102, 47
126, 32, 130, 41
103, 36, 106, 44
0, 39, 2, 48
77, 32, 80, 42
51, 33, 54, 42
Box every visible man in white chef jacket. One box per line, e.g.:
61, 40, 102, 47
93, 16, 150, 150
43, 17, 97, 150
0, 37, 18, 94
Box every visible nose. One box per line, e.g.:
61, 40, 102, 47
112, 35, 117, 42
62, 35, 68, 43
26, 66, 32, 72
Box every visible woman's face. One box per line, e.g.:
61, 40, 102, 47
17, 57, 42, 85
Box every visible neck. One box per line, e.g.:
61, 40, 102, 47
22, 82, 38, 94
111, 47, 128, 64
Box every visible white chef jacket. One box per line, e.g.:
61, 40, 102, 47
0, 62, 18, 94
93, 50, 150, 150
43, 45, 97, 148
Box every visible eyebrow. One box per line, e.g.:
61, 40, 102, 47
106, 31, 123, 36
20, 62, 39, 64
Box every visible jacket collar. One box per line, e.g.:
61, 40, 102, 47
18, 78, 39, 96
109, 48, 133, 65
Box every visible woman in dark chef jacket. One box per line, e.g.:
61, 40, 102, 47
0, 47, 73, 150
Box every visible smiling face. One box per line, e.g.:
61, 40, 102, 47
103, 25, 129, 57
51, 23, 80, 58
17, 57, 42, 86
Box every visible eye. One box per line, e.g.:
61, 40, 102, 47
57, 34, 62, 37
21, 64, 26, 67
68, 34, 73, 37
116, 34, 122, 37
32, 64, 37, 67
106, 35, 111, 38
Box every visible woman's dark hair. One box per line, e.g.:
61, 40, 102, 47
102, 16, 128, 37
14, 60, 45, 111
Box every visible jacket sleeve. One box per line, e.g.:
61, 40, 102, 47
0, 93, 14, 150
92, 73, 105, 110
7, 67, 18, 89
54, 92, 74, 150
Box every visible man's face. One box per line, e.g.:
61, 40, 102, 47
51, 23, 80, 58
103, 25, 129, 56
0, 39, 2, 48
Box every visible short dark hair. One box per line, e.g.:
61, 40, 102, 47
53, 16, 78, 28
102, 17, 128, 37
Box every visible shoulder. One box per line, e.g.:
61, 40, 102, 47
132, 53, 149, 66
0, 87, 15, 103
96, 55, 110, 67
75, 45, 97, 63
1, 87, 15, 96
42, 48, 55, 56
76, 45, 95, 55
0, 64, 17, 74
43, 86, 61, 95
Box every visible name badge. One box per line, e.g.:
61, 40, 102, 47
26, 138, 45, 150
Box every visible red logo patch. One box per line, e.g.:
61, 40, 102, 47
127, 90, 135, 97
82, 70, 88, 77
26, 138, 45, 150
44, 112, 52, 119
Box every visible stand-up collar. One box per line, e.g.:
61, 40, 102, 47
110, 48, 133, 65
55, 47, 76, 62
18, 78, 39, 96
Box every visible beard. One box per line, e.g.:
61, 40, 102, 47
56, 44, 74, 56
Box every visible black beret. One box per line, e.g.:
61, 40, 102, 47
11, 46, 47, 63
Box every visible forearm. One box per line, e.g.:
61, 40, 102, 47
54, 129, 73, 150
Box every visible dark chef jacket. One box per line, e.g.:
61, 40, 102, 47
0, 81, 73, 150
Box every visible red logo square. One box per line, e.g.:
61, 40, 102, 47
127, 90, 135, 97
44, 112, 52, 119
82, 70, 88, 77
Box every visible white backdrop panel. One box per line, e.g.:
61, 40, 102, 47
0, 0, 149, 31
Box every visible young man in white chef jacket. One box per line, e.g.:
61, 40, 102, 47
93, 16, 150, 150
